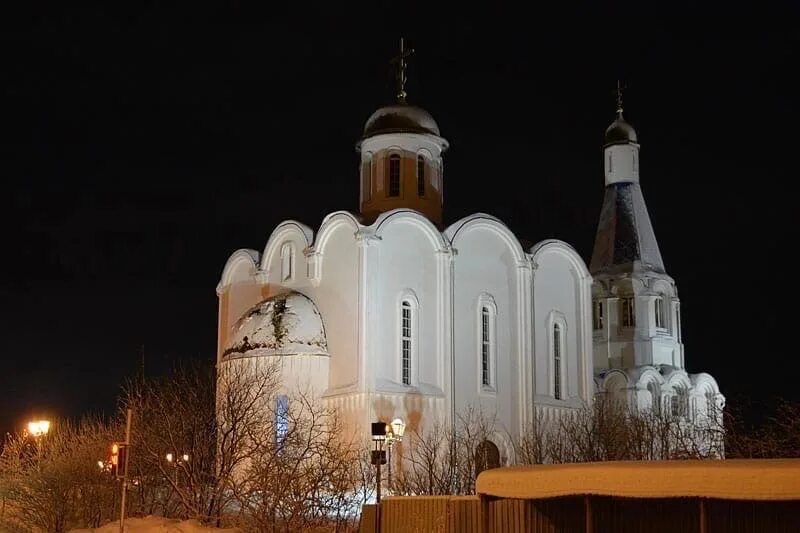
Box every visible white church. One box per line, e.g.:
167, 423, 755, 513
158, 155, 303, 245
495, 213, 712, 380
215, 62, 723, 463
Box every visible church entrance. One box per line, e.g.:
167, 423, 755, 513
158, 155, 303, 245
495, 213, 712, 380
475, 439, 501, 478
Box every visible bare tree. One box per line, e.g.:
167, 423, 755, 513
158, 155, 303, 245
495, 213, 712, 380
0, 417, 119, 532
393, 406, 497, 496
123, 357, 370, 531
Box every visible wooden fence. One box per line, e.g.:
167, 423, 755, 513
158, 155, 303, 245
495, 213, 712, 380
359, 460, 800, 532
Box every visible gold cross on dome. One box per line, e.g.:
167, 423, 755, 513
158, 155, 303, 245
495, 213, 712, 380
391, 37, 415, 103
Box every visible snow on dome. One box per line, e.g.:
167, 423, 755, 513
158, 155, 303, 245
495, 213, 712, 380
223, 291, 328, 359
362, 103, 441, 139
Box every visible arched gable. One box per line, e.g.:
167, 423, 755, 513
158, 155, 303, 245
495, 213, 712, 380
373, 208, 449, 251
218, 248, 260, 292
529, 239, 591, 281
312, 210, 362, 255
690, 372, 721, 397
663, 368, 692, 392
633, 366, 666, 390
600, 369, 630, 393
261, 220, 315, 271
445, 214, 527, 264
651, 278, 676, 298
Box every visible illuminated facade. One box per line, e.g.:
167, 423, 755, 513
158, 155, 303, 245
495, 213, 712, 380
215, 86, 722, 463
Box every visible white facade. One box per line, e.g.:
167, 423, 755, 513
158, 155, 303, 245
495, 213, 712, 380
216, 93, 722, 464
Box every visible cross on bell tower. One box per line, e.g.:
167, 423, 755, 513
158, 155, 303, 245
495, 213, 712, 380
616, 80, 626, 117
391, 37, 415, 103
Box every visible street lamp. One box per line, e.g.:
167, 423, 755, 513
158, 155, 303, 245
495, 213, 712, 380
165, 452, 190, 486
27, 420, 50, 438
386, 418, 405, 494
26, 419, 50, 468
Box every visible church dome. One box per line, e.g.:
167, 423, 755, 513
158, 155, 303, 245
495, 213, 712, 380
362, 103, 441, 139
223, 291, 329, 359
605, 114, 638, 146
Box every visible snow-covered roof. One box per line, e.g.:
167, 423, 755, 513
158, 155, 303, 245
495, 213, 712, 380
223, 291, 328, 359
476, 459, 800, 501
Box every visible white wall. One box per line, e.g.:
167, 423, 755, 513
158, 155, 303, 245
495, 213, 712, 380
451, 220, 523, 435
531, 243, 592, 407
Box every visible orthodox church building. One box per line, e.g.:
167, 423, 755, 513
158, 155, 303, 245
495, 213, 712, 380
216, 63, 723, 462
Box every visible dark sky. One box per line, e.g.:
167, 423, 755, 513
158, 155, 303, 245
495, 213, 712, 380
2, 4, 798, 435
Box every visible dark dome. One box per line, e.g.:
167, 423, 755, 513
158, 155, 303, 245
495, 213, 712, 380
362, 103, 441, 138
604, 115, 638, 146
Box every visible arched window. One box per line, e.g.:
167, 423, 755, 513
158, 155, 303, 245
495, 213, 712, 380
675, 303, 682, 341
417, 154, 425, 196
592, 300, 604, 330
671, 386, 688, 418
553, 323, 562, 400
481, 307, 490, 387
361, 154, 372, 202
621, 296, 635, 328
388, 154, 401, 197
647, 382, 660, 413
276, 394, 289, 448
401, 300, 412, 385
654, 296, 665, 329
280, 243, 294, 281
475, 440, 500, 478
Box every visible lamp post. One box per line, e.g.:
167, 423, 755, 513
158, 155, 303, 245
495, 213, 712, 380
370, 421, 388, 533
165, 452, 190, 487
385, 418, 405, 494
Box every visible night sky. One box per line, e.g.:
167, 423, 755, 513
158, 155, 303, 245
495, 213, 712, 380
2, 4, 798, 435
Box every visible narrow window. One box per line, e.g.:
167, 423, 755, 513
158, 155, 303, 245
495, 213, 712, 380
481, 307, 490, 386
607, 152, 613, 173
706, 393, 716, 417
592, 300, 604, 330
648, 382, 660, 413
280, 243, 293, 281
553, 323, 562, 400
621, 297, 635, 328
417, 154, 425, 196
362, 155, 372, 202
671, 388, 687, 418
654, 296, 665, 329
675, 304, 682, 341
276, 394, 289, 447
388, 154, 401, 197
401, 301, 412, 385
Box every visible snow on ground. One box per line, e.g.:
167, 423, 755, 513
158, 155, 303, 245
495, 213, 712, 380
69, 515, 241, 533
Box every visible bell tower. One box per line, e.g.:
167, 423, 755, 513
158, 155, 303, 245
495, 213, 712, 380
590, 84, 684, 371
355, 39, 449, 226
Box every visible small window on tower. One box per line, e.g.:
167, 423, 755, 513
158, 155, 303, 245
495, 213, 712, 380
621, 297, 635, 328
592, 300, 604, 330
654, 296, 665, 329
388, 154, 401, 197
608, 153, 613, 173
417, 155, 425, 196
362, 154, 372, 202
